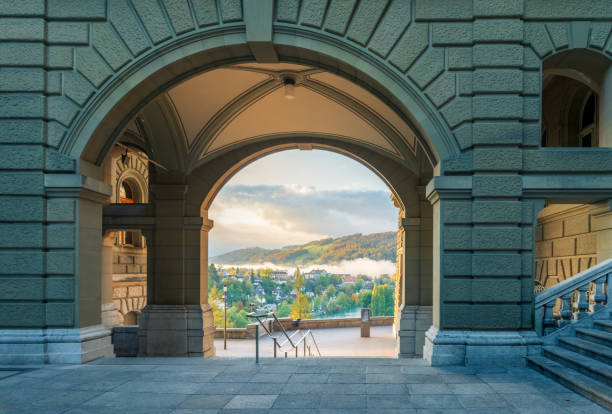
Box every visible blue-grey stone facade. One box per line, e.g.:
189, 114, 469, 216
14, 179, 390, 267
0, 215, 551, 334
0, 0, 611, 365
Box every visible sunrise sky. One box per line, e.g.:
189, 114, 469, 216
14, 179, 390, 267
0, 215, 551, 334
207, 149, 398, 257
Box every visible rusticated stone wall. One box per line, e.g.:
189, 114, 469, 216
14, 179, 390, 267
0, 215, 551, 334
1, 0, 612, 366
535, 205, 597, 288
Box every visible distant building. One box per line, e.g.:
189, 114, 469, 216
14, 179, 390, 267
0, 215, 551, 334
270, 271, 289, 280
341, 275, 357, 284
303, 269, 327, 279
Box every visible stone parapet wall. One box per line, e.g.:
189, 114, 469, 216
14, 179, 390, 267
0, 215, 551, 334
536, 205, 598, 289
213, 316, 394, 339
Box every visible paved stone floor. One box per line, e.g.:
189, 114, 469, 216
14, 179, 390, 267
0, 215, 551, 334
215, 326, 396, 358
0, 357, 608, 414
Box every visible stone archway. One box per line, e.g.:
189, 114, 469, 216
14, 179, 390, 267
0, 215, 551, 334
56, 14, 453, 359
188, 139, 434, 357
6, 1, 612, 366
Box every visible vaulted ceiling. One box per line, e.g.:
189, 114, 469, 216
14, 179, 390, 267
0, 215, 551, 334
121, 62, 422, 174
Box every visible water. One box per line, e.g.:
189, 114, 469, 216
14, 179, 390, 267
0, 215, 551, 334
314, 307, 361, 319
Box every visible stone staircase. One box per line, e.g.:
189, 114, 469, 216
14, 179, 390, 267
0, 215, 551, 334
528, 312, 612, 410
530, 260, 612, 410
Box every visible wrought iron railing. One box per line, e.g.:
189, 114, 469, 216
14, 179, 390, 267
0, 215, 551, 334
535, 259, 611, 336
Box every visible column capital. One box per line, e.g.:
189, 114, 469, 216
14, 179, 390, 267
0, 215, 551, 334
183, 216, 204, 230
201, 218, 214, 232
400, 217, 421, 229
45, 173, 111, 204
102, 230, 116, 246
425, 176, 472, 204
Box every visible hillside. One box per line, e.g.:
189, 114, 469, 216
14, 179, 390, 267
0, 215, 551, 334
210, 231, 397, 265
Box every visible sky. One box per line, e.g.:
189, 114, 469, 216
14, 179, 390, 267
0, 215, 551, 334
207, 150, 398, 257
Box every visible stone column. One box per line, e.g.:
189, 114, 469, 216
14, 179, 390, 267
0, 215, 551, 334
46, 174, 115, 363
391, 195, 404, 336
396, 217, 432, 357
138, 184, 214, 357
200, 216, 215, 357
423, 177, 541, 366
599, 64, 612, 148
101, 231, 122, 326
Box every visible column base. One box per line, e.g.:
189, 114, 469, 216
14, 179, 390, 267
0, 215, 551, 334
396, 305, 432, 357
101, 302, 123, 327
423, 326, 542, 366
0, 325, 114, 364
138, 304, 215, 357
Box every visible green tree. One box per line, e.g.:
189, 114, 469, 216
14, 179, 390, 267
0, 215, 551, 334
276, 300, 292, 317
208, 264, 220, 288
370, 283, 393, 316
260, 276, 275, 294
227, 306, 249, 328
359, 290, 372, 308
290, 268, 311, 319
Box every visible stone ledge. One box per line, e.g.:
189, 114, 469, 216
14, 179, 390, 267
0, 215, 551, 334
0, 324, 113, 364
424, 326, 542, 366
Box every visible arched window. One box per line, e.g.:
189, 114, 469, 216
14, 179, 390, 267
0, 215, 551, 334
119, 180, 135, 203
540, 49, 609, 148
118, 179, 140, 246
579, 93, 597, 147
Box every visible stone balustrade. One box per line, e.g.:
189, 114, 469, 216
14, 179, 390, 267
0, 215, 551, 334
535, 259, 611, 336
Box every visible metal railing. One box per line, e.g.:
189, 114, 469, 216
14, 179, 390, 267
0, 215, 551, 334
535, 259, 611, 336
246, 312, 321, 363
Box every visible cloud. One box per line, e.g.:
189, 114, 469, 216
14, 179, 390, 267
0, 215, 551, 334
208, 184, 397, 256
215, 258, 396, 278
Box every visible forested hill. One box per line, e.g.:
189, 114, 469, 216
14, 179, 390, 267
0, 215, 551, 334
210, 232, 397, 265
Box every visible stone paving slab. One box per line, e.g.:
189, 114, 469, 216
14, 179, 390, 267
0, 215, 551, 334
0, 357, 609, 413
214, 326, 396, 358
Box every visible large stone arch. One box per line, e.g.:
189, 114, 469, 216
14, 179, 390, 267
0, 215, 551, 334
53, 2, 463, 167
3, 0, 612, 366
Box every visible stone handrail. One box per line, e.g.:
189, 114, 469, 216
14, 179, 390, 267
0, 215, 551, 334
535, 259, 611, 336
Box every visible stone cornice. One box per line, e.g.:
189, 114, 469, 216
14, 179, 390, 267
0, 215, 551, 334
45, 174, 111, 204
426, 176, 473, 204
522, 174, 612, 200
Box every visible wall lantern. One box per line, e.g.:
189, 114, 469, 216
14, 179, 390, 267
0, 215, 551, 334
283, 77, 296, 99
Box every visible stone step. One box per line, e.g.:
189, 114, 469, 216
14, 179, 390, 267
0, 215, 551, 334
527, 355, 612, 411
575, 327, 612, 347
558, 336, 612, 365
594, 319, 612, 333
542, 345, 612, 386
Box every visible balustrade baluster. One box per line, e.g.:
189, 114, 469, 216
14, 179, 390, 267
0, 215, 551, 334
607, 273, 612, 307
593, 276, 607, 311
559, 294, 573, 326
575, 285, 590, 319
535, 260, 612, 336
543, 300, 557, 335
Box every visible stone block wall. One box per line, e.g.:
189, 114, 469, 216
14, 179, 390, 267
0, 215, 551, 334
535, 204, 602, 289
112, 247, 147, 275
1, 0, 612, 365
111, 246, 147, 323
111, 276, 147, 324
